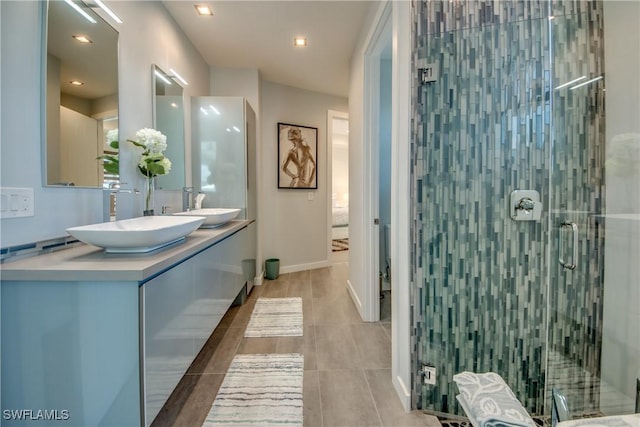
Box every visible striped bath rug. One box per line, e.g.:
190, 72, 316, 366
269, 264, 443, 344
203, 353, 303, 426
244, 297, 303, 337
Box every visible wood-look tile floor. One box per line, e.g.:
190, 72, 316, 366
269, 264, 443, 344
152, 252, 441, 427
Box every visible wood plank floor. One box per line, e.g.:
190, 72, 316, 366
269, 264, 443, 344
151, 252, 441, 427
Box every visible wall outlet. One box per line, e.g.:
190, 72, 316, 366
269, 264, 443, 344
423, 364, 436, 385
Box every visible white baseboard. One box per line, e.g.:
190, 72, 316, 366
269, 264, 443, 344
393, 374, 411, 412
279, 259, 331, 274
346, 279, 365, 319
254, 272, 264, 286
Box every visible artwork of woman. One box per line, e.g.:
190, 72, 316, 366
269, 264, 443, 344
280, 126, 317, 188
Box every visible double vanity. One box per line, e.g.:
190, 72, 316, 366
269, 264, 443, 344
2, 1, 262, 423
1, 216, 256, 426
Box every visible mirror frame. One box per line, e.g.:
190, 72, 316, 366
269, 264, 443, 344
41, 0, 120, 189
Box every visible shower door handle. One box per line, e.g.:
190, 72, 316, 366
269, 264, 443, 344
559, 221, 578, 270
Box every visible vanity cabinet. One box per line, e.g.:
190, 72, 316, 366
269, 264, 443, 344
143, 222, 255, 424
0, 220, 256, 427
1, 279, 141, 426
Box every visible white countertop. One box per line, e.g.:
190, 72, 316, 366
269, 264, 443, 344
0, 220, 252, 283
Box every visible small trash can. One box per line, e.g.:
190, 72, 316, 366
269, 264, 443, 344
265, 258, 280, 280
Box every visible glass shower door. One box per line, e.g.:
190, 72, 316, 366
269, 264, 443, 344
546, 4, 640, 418
413, 13, 552, 415
412, 0, 640, 419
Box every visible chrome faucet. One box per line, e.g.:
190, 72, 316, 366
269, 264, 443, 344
182, 187, 195, 211
103, 183, 140, 221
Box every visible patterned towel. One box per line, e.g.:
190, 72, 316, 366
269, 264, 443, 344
453, 371, 536, 427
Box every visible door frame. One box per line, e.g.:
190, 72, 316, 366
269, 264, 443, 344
390, 0, 413, 411
362, 1, 412, 412
363, 0, 413, 411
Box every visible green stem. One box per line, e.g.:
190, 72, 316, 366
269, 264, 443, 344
146, 176, 154, 212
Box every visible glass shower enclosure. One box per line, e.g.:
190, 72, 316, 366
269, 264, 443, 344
411, 0, 639, 419
191, 97, 257, 221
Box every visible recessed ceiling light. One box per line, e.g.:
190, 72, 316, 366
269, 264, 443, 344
72, 34, 92, 43
70, 80, 84, 86
195, 5, 213, 16
293, 37, 307, 47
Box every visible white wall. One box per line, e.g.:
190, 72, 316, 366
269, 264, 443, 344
261, 81, 347, 273
59, 106, 100, 187
0, 1, 209, 248
210, 67, 260, 117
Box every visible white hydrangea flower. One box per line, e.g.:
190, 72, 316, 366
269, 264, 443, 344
129, 128, 172, 178
106, 129, 118, 143
158, 157, 172, 174
135, 128, 167, 154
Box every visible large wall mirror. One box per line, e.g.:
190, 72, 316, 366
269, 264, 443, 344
43, 0, 119, 188
152, 65, 186, 190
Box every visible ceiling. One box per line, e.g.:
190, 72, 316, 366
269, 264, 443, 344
162, 1, 378, 98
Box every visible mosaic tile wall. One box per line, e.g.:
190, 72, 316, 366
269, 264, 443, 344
409, 0, 606, 416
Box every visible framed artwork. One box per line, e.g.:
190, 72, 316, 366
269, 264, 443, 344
277, 122, 318, 189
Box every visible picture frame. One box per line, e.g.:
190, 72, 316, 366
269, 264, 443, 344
277, 122, 318, 189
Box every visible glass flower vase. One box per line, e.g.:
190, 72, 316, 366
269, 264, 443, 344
143, 176, 155, 216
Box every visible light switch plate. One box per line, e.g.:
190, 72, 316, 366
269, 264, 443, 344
423, 365, 437, 385
0, 187, 34, 219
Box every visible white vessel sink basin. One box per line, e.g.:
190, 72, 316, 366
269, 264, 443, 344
173, 208, 241, 227
66, 216, 205, 253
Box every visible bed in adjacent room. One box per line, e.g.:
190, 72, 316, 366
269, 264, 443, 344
332, 204, 349, 240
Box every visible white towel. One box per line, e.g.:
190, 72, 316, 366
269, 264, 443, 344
453, 371, 536, 427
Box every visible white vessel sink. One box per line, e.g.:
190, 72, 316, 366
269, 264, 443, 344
173, 208, 241, 227
66, 216, 205, 253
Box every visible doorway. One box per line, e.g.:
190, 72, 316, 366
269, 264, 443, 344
327, 110, 349, 261
378, 54, 392, 322
362, 2, 392, 323
360, 1, 412, 411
